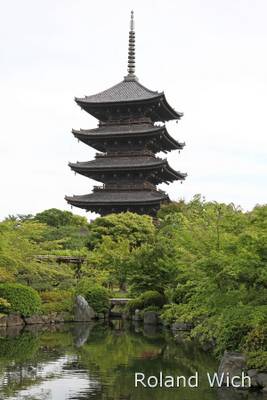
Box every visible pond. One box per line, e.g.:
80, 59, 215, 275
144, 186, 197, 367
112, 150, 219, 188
0, 321, 263, 400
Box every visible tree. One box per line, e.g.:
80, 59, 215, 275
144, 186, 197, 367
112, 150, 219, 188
86, 212, 155, 250
34, 208, 88, 228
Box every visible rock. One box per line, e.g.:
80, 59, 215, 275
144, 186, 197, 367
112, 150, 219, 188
6, 313, 24, 326
73, 295, 96, 322
256, 373, 267, 389
24, 315, 45, 325
247, 369, 258, 387
143, 311, 158, 325
218, 351, 247, 386
54, 313, 65, 323
171, 322, 193, 331
132, 309, 142, 322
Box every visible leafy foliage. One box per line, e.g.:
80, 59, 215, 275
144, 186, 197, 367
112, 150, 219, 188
0, 283, 41, 316
35, 208, 88, 228
40, 289, 74, 314
86, 212, 155, 250
0, 199, 266, 364
127, 291, 166, 313
76, 279, 110, 313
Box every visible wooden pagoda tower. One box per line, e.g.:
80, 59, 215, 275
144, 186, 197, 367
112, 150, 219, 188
65, 11, 186, 216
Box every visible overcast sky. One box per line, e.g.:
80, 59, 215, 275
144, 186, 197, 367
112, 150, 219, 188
0, 0, 266, 220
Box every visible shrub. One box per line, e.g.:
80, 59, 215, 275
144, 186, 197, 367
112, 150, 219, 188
242, 325, 267, 352
40, 290, 74, 314
142, 291, 166, 308
76, 280, 109, 313
246, 351, 267, 371
0, 283, 41, 317
127, 291, 166, 314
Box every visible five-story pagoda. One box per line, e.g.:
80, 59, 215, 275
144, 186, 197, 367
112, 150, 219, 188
65, 11, 186, 216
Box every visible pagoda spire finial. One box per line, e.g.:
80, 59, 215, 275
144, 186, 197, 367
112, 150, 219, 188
127, 10, 135, 77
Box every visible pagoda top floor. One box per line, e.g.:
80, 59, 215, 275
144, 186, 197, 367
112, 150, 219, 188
75, 75, 182, 123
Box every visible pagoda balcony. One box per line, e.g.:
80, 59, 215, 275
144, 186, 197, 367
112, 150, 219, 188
95, 150, 156, 158
93, 182, 158, 192
98, 117, 153, 127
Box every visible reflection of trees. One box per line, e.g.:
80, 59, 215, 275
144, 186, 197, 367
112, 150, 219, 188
0, 322, 258, 400
75, 323, 221, 400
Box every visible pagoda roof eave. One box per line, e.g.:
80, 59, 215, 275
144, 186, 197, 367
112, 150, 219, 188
72, 126, 185, 151
72, 124, 163, 136
159, 93, 183, 120
75, 93, 183, 122
65, 190, 168, 206
165, 165, 187, 181
68, 158, 187, 183
69, 156, 167, 171
74, 94, 164, 112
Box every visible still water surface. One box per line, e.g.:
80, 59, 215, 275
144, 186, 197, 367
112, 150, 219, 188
0, 321, 263, 400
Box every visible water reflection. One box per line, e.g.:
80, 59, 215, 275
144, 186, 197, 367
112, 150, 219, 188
0, 321, 263, 400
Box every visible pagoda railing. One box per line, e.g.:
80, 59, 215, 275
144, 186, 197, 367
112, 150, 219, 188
95, 150, 157, 158
99, 117, 152, 127
93, 182, 157, 191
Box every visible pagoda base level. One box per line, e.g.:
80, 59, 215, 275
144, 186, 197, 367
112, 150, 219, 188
65, 196, 169, 216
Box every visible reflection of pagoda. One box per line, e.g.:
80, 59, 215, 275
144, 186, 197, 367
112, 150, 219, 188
65, 11, 186, 216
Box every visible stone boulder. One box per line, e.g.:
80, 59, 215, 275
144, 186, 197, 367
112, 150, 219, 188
247, 369, 258, 387
73, 295, 96, 322
6, 313, 24, 326
256, 373, 267, 391
218, 351, 247, 385
24, 313, 66, 325
24, 315, 46, 325
143, 311, 158, 325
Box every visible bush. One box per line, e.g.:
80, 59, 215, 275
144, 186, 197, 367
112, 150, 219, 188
0, 283, 41, 317
40, 290, 74, 314
127, 291, 166, 314
246, 351, 267, 371
142, 291, 166, 308
76, 280, 109, 313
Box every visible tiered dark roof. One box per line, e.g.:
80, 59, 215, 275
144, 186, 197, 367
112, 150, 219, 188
72, 124, 185, 153
65, 11, 186, 216
75, 78, 183, 122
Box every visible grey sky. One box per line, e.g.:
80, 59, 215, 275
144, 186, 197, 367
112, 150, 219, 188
0, 0, 266, 220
